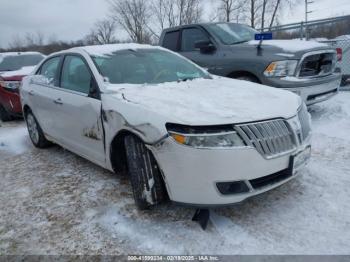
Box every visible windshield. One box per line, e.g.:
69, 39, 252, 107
0, 54, 44, 71
206, 23, 258, 45
91, 49, 210, 85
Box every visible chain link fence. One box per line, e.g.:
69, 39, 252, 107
319, 38, 350, 89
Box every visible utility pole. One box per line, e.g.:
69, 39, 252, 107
305, 0, 314, 40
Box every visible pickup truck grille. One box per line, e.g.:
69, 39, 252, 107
298, 51, 335, 77
235, 120, 296, 158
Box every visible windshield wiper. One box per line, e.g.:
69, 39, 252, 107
229, 40, 250, 45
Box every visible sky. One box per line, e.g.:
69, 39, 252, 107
0, 0, 350, 48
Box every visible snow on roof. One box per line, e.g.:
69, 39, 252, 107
0, 51, 43, 57
0, 52, 44, 64
76, 43, 163, 57
335, 35, 350, 40
248, 39, 328, 52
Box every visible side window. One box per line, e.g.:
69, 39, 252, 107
162, 31, 180, 51
181, 28, 210, 52
38, 56, 61, 86
61, 56, 92, 94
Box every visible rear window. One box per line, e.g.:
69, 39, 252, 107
162, 31, 180, 51
0, 54, 44, 71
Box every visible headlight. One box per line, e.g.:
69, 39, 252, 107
169, 131, 245, 148
0, 80, 21, 90
264, 60, 298, 77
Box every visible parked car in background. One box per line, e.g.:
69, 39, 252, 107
21, 44, 311, 209
159, 22, 342, 105
0, 52, 45, 121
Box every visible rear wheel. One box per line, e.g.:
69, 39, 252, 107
25, 110, 51, 148
0, 104, 13, 122
124, 135, 167, 210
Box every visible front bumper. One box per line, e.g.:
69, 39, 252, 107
151, 131, 311, 206
263, 74, 341, 106
0, 87, 22, 116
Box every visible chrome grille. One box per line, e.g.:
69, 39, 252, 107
235, 119, 296, 158
298, 104, 311, 141
298, 50, 336, 78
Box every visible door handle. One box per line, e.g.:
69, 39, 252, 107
53, 98, 63, 105
28, 90, 35, 96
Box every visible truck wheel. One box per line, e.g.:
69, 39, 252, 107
235, 75, 259, 83
124, 135, 167, 210
0, 104, 13, 122
341, 76, 348, 87
25, 110, 51, 148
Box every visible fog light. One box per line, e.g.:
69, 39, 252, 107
216, 181, 250, 195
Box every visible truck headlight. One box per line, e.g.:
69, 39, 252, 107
264, 60, 298, 77
168, 130, 245, 148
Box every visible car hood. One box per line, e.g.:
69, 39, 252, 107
106, 77, 301, 126
248, 39, 330, 53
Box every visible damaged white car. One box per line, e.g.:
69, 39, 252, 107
20, 44, 311, 209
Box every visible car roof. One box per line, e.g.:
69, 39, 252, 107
48, 43, 167, 58
162, 22, 248, 32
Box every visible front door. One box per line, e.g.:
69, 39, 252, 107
52, 55, 105, 165
179, 27, 221, 74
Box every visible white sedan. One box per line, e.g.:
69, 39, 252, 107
20, 44, 311, 209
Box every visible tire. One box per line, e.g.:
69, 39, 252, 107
235, 75, 259, 83
341, 76, 348, 87
25, 110, 51, 148
124, 135, 167, 210
0, 104, 13, 122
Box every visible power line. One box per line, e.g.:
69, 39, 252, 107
305, 0, 314, 39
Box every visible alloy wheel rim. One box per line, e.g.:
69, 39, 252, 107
27, 114, 39, 144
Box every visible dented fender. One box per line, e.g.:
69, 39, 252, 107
101, 93, 173, 170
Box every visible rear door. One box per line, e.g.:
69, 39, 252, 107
52, 54, 105, 165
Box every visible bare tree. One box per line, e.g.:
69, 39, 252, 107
109, 0, 152, 43
85, 19, 117, 45
25, 31, 45, 46
151, 0, 202, 38
217, 0, 244, 22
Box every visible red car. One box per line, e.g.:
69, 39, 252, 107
0, 52, 45, 121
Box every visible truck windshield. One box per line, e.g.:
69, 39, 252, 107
206, 23, 258, 45
92, 49, 210, 85
0, 54, 44, 71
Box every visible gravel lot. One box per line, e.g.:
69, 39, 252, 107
0, 92, 350, 255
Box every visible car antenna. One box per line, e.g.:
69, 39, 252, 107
256, 32, 272, 56
192, 209, 210, 230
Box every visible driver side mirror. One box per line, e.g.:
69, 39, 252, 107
195, 41, 216, 54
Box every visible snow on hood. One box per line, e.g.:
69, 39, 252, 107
0, 66, 36, 78
106, 77, 301, 125
248, 39, 328, 53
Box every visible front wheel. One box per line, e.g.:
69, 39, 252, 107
341, 76, 349, 87
0, 104, 13, 122
124, 135, 167, 210
25, 111, 51, 148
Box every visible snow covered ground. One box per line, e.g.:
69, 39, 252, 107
0, 92, 350, 255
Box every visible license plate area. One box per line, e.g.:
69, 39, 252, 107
292, 146, 311, 174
